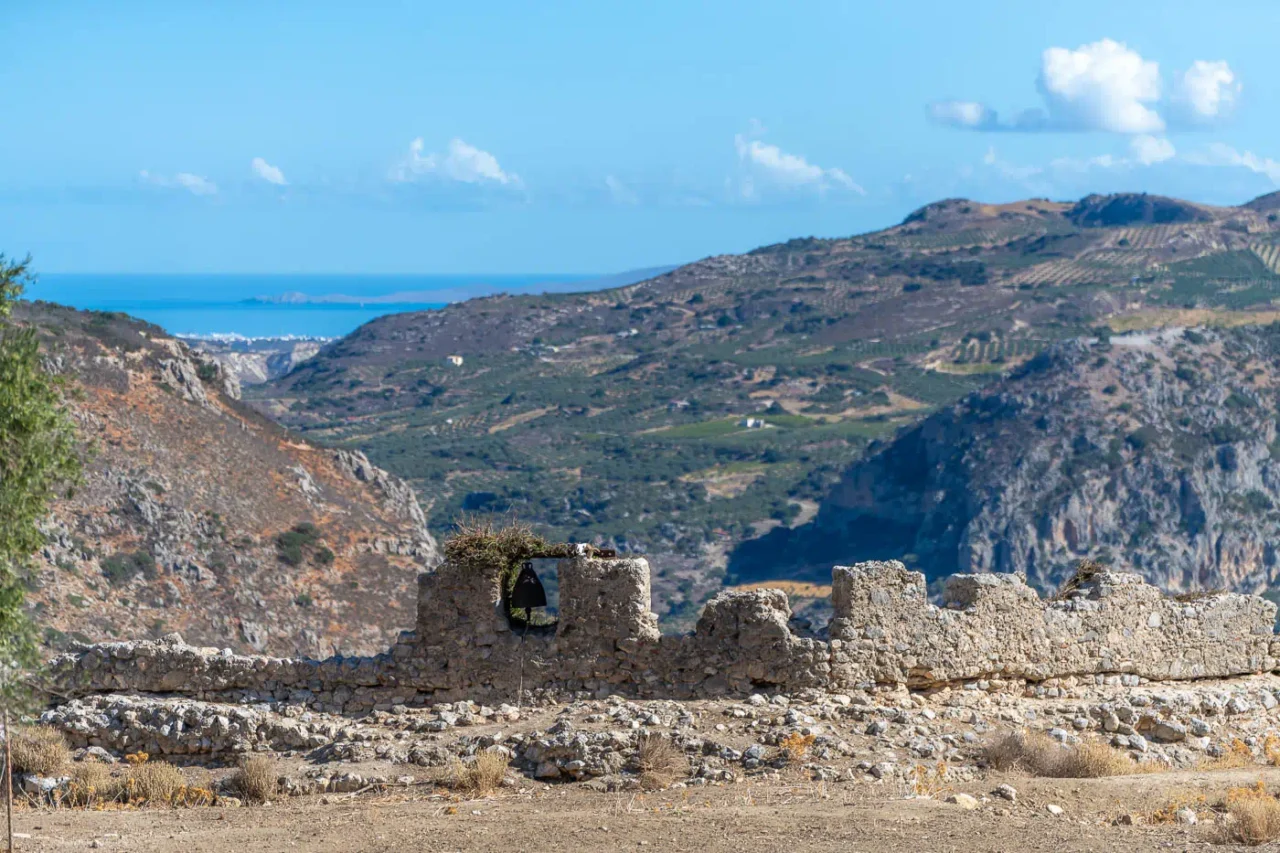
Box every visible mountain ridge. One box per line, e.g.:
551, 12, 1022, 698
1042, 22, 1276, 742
234, 189, 1280, 622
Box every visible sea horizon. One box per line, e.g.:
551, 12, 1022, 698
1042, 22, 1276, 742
29, 272, 602, 338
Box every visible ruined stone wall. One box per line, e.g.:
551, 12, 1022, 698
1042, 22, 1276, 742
828, 562, 1278, 688
48, 557, 1280, 711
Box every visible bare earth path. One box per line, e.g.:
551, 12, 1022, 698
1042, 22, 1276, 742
15, 768, 1280, 852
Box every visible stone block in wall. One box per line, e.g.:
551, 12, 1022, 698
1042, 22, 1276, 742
415, 560, 508, 640
557, 557, 660, 647
682, 588, 828, 694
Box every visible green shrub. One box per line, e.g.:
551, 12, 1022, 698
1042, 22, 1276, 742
275, 523, 321, 566
101, 550, 156, 585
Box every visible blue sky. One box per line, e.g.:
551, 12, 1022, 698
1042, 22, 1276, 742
5, 0, 1280, 274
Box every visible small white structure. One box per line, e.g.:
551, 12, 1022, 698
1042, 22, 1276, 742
446, 355, 464, 366
739, 417, 766, 429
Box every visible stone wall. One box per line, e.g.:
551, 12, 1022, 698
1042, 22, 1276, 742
829, 561, 1278, 688
48, 557, 1280, 711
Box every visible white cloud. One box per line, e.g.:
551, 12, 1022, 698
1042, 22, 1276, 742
604, 175, 639, 205
983, 147, 1044, 180
984, 136, 1175, 186
733, 133, 864, 195
1190, 142, 1280, 184
1129, 134, 1176, 165
1037, 39, 1163, 133
928, 100, 996, 129
1047, 152, 1119, 172
251, 157, 287, 185
1173, 60, 1239, 123
391, 137, 518, 185
931, 39, 1239, 134
140, 169, 218, 196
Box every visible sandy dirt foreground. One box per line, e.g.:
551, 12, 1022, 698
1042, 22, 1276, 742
11, 767, 1280, 853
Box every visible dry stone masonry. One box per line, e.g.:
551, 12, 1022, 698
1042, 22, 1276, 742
48, 556, 1280, 714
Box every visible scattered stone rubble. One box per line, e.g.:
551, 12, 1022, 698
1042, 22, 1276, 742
34, 556, 1280, 792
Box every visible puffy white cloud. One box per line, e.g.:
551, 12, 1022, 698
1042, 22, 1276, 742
931, 39, 1239, 133
733, 134, 864, 195
251, 157, 286, 185
1129, 134, 1176, 165
140, 170, 218, 196
392, 137, 518, 185
1173, 60, 1239, 123
1037, 39, 1163, 133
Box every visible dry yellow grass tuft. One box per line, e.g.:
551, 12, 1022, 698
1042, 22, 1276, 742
9, 725, 71, 776
1148, 792, 1208, 825
1264, 735, 1280, 767
447, 751, 508, 797
778, 732, 816, 764
1225, 796, 1280, 846
125, 760, 187, 806
1200, 737, 1257, 770
636, 735, 687, 791
983, 731, 1144, 778
911, 761, 952, 796
62, 761, 120, 807
232, 755, 279, 804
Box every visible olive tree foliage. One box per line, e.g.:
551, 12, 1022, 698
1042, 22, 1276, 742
0, 255, 80, 704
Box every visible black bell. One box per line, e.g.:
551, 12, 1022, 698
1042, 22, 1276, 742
510, 561, 547, 610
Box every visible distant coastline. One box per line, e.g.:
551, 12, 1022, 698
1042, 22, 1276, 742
32, 266, 675, 339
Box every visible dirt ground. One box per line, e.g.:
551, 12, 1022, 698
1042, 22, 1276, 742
13, 766, 1280, 853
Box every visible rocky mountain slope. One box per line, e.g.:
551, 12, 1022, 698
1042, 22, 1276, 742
185, 338, 324, 386
730, 324, 1280, 595
16, 302, 438, 656
245, 191, 1280, 619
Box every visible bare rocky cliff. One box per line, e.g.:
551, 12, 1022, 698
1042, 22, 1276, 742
16, 302, 439, 656
730, 324, 1280, 595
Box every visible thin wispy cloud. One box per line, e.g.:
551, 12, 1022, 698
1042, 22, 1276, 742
1186, 143, 1280, 184
733, 131, 864, 198
391, 137, 519, 186
604, 175, 639, 205
251, 157, 287, 185
139, 169, 218, 196
930, 39, 1239, 134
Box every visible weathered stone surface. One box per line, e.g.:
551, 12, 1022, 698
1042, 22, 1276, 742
828, 561, 1277, 688
45, 557, 1280, 713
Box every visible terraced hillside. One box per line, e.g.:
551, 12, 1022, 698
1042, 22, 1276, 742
729, 324, 1280, 601
15, 302, 439, 656
247, 192, 1280, 623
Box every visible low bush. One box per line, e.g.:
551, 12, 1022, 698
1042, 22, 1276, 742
1224, 786, 1280, 846
64, 761, 119, 807
636, 735, 687, 790
446, 751, 507, 797
9, 725, 71, 776
231, 754, 278, 803
982, 731, 1140, 778
101, 550, 157, 586
125, 760, 187, 805
276, 522, 321, 566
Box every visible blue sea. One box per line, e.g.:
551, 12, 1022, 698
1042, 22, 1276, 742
30, 273, 596, 339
